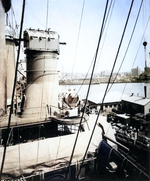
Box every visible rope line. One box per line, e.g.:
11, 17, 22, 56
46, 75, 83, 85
120, 14, 150, 99
76, 0, 115, 98
70, 0, 86, 83
68, 0, 109, 168
95, 0, 115, 73
107, 0, 143, 97
76, 0, 135, 178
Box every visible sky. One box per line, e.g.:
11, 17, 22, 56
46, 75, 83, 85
8, 0, 150, 74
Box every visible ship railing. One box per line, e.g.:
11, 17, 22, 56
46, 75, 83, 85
46, 104, 62, 117
102, 135, 150, 180
12, 105, 59, 118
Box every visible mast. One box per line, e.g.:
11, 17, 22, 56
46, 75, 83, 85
143, 41, 150, 99
143, 41, 147, 70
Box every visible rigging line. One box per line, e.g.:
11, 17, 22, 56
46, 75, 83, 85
59, 73, 67, 81
46, 0, 49, 30
26, 2, 46, 28
107, 0, 143, 96
75, 0, 114, 99
76, 54, 95, 95
103, 0, 114, 31
70, 0, 85, 82
68, 0, 109, 168
120, 14, 150, 99
77, 0, 135, 178
95, 0, 115, 73
77, 0, 115, 95
40, 0, 50, 118
0, 0, 26, 178
142, 0, 146, 41
17, 69, 26, 78
77, 0, 115, 96
131, 15, 150, 71
11, 5, 18, 27
74, 0, 113, 90
10, 5, 19, 37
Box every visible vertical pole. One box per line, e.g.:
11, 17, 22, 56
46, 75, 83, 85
0, 0, 6, 112
143, 41, 147, 69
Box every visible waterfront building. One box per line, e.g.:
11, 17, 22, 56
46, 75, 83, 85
131, 66, 142, 76
121, 95, 150, 115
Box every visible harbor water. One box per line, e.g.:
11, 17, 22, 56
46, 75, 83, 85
59, 82, 145, 100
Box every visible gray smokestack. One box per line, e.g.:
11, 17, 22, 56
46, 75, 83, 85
22, 29, 60, 119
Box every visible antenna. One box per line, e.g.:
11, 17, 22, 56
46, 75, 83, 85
143, 41, 147, 68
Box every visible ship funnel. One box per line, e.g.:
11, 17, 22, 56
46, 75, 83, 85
22, 29, 60, 119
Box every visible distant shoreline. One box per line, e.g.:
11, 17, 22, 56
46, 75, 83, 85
59, 81, 144, 85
